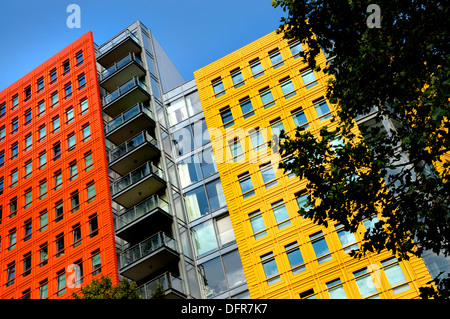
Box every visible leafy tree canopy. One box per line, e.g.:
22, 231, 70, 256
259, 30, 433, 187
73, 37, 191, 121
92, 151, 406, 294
72, 276, 142, 299
272, 0, 449, 297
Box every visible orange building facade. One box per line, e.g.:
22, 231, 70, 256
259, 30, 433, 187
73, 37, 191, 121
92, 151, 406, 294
0, 32, 119, 299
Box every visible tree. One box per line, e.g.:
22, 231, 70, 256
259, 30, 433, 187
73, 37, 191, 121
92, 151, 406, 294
272, 0, 450, 297
72, 276, 142, 299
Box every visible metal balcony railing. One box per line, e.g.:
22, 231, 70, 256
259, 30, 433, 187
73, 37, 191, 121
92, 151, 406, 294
115, 195, 169, 231
120, 232, 177, 269
105, 103, 153, 134
97, 30, 140, 56
102, 77, 148, 107
108, 131, 158, 164
111, 161, 164, 196
99, 52, 144, 81
138, 272, 185, 299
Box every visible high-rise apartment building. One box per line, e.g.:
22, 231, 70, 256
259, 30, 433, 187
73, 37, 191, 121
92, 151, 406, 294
193, 30, 438, 299
0, 32, 119, 299
1, 20, 447, 300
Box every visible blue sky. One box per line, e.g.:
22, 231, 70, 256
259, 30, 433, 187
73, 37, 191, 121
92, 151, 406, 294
0, 0, 284, 91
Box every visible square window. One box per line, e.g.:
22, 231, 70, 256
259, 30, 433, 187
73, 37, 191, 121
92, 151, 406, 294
68, 133, 76, 151
280, 77, 296, 99
78, 73, 86, 90
50, 68, 57, 83
80, 98, 88, 115
66, 107, 74, 124
37, 77, 44, 92
63, 59, 70, 75
24, 108, 32, 125
313, 98, 332, 120
300, 69, 318, 89
289, 41, 303, 58
310, 231, 332, 264
261, 252, 280, 284
291, 107, 310, 129
327, 278, 348, 299
24, 86, 32, 102
76, 51, 83, 65
12, 94, 19, 109
89, 214, 99, 237
229, 138, 244, 162
54, 170, 62, 190
55, 201, 64, 222
212, 78, 225, 98
64, 82, 72, 99
82, 124, 91, 141
69, 161, 78, 181
249, 210, 267, 239
249, 128, 266, 153
272, 200, 290, 229
250, 58, 264, 78
38, 125, 46, 142
238, 172, 255, 198
259, 87, 275, 109
269, 49, 284, 68
84, 152, 93, 171
220, 106, 234, 128
231, 68, 245, 88
11, 117, 19, 134
38, 100, 45, 116
260, 163, 278, 188
285, 242, 306, 274
51, 91, 59, 108
86, 182, 96, 203
239, 97, 254, 119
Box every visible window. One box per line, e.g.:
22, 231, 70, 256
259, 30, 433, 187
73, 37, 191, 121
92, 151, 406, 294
82, 123, 91, 141
212, 77, 225, 98
55, 200, 64, 222
76, 50, 83, 65
178, 155, 202, 188
0, 126, 5, 141
326, 278, 348, 299
300, 288, 316, 299
167, 97, 188, 126
260, 162, 278, 188
78, 73, 86, 90
54, 170, 62, 190
64, 82, 72, 99
84, 151, 93, 171
249, 210, 267, 239
10, 197, 18, 218
310, 231, 332, 264
239, 96, 254, 119
6, 262, 15, 286
238, 172, 255, 198
381, 257, 410, 294
12, 117, 19, 134
39, 243, 48, 266
37, 77, 44, 93
10, 169, 18, 188
200, 147, 218, 177
285, 242, 306, 274
39, 280, 48, 299
289, 40, 303, 58
38, 125, 46, 142
220, 106, 234, 128
269, 49, 284, 68
67, 133, 76, 151
270, 118, 285, 152
353, 267, 379, 298
216, 215, 235, 246
8, 228, 17, 250
192, 118, 210, 148
72, 223, 82, 248
0, 177, 3, 194
223, 250, 246, 290
199, 257, 227, 298
249, 127, 266, 153
229, 138, 244, 162
50, 91, 59, 108
23, 219, 32, 241
38, 100, 45, 116
272, 200, 291, 229
231, 68, 245, 88
259, 87, 275, 109
24, 133, 32, 151
12, 94, 19, 109
0, 102, 5, 118
91, 250, 102, 276
185, 90, 202, 116
185, 185, 210, 221
0, 151, 4, 167
50, 68, 57, 83
24, 189, 32, 209
80, 98, 88, 115
172, 125, 194, 156
70, 191, 80, 213
86, 181, 96, 203
191, 220, 219, 256
39, 210, 48, 232
66, 107, 74, 124
69, 161, 78, 181
300, 69, 318, 91
206, 179, 226, 211
56, 270, 66, 296
297, 191, 311, 212
250, 58, 264, 78
52, 116, 60, 133
88, 214, 99, 237
24, 108, 32, 125
53, 142, 61, 160
55, 233, 65, 257
291, 107, 309, 129
335, 223, 359, 254
313, 98, 332, 120
22, 288, 31, 299
261, 252, 280, 285
63, 59, 70, 75
39, 179, 47, 199
38, 151, 47, 169
279, 77, 296, 99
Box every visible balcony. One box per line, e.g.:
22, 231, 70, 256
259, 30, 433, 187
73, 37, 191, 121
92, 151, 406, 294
115, 195, 173, 243
119, 232, 179, 283
102, 77, 150, 118
105, 103, 155, 145
111, 161, 165, 208
99, 53, 146, 92
97, 30, 142, 67
138, 272, 186, 299
108, 132, 160, 175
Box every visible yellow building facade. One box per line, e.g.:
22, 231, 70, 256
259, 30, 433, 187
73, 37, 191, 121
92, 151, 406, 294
194, 31, 433, 299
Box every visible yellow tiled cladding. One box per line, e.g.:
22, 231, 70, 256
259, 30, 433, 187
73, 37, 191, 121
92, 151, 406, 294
194, 31, 433, 299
